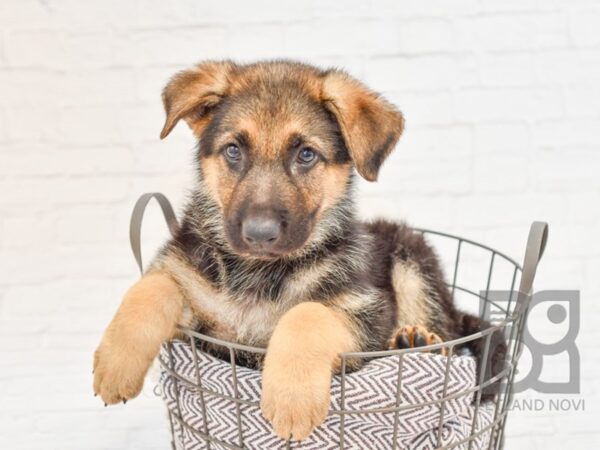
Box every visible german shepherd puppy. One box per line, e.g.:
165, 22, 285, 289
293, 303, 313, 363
93, 60, 502, 441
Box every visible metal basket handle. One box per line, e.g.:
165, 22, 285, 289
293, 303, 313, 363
129, 192, 179, 275
516, 221, 549, 311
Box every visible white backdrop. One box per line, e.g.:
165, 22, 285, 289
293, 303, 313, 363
1, 1, 599, 448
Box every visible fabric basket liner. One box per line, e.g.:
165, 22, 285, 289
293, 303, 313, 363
159, 341, 494, 449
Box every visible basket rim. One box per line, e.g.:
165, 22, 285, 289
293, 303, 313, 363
176, 315, 516, 360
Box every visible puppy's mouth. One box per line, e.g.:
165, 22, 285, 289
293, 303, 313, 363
237, 248, 287, 260
226, 237, 309, 260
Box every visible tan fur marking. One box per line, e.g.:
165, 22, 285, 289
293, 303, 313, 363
201, 156, 227, 208
391, 262, 431, 328
156, 251, 290, 347
261, 302, 356, 440
93, 272, 183, 404
155, 252, 222, 329
325, 288, 378, 318
282, 258, 336, 301
318, 163, 352, 212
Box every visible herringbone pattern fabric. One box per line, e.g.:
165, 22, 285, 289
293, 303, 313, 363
159, 341, 494, 449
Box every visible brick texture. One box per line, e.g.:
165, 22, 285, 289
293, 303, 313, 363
1, 1, 598, 448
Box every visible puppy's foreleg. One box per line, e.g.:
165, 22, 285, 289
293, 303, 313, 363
93, 272, 183, 405
261, 302, 356, 441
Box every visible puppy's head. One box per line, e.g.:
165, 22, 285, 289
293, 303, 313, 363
161, 60, 404, 259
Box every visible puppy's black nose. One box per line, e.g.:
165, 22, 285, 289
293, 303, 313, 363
242, 215, 282, 247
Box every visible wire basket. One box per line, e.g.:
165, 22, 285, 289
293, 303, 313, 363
130, 193, 548, 450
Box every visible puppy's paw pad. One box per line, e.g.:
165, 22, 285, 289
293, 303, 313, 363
388, 325, 447, 355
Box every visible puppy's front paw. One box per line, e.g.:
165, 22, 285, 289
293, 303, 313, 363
260, 365, 331, 441
93, 336, 152, 405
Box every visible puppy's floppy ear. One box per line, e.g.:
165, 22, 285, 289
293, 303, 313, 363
160, 61, 236, 139
321, 70, 404, 181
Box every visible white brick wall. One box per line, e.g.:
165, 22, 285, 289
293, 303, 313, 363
1, 1, 598, 448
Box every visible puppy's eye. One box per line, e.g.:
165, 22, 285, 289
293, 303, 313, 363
224, 144, 241, 162
297, 147, 317, 165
